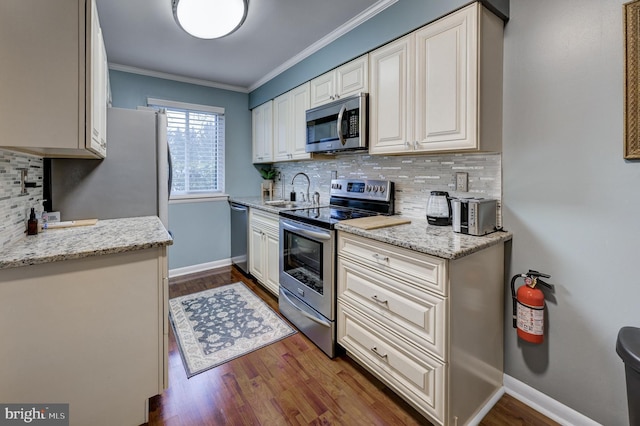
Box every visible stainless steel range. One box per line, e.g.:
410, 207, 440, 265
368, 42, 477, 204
278, 178, 394, 357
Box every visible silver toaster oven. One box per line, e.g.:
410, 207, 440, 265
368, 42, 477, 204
452, 198, 497, 236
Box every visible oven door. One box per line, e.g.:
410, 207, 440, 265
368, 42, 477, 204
279, 218, 334, 319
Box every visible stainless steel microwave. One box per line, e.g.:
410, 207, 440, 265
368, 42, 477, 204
305, 93, 367, 154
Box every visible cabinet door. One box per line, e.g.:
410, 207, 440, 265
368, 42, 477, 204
252, 101, 273, 163
0, 0, 81, 153
369, 35, 414, 155
414, 4, 477, 152
335, 55, 368, 99
309, 72, 335, 108
272, 93, 291, 162
264, 231, 280, 296
88, 0, 107, 158
249, 225, 265, 282
289, 83, 311, 160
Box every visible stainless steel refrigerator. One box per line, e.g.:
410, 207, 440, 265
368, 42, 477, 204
47, 107, 170, 228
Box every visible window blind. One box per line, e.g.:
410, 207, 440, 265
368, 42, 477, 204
148, 99, 225, 198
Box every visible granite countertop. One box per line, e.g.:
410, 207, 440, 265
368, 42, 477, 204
335, 217, 512, 260
0, 216, 173, 270
230, 197, 511, 260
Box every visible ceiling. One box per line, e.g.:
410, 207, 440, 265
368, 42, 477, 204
96, 0, 393, 92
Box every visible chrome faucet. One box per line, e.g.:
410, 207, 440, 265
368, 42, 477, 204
291, 172, 310, 204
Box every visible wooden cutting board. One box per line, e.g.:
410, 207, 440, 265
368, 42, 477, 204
339, 215, 411, 230
46, 219, 98, 229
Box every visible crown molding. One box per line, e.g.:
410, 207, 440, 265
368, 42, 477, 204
108, 63, 250, 93
248, 0, 398, 91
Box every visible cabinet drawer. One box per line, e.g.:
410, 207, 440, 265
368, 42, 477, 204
338, 302, 446, 425
250, 209, 279, 234
338, 233, 447, 296
338, 257, 447, 361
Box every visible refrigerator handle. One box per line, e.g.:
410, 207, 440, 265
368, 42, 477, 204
167, 145, 173, 199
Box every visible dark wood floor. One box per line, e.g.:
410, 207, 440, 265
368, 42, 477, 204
146, 266, 559, 426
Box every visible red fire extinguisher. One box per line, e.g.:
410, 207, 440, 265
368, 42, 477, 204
511, 270, 553, 344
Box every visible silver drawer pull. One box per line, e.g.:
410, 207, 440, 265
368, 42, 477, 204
371, 346, 388, 359
372, 253, 389, 262
371, 294, 389, 305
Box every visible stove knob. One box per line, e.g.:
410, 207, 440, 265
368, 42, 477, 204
379, 186, 386, 193
373, 185, 379, 192
366, 185, 372, 192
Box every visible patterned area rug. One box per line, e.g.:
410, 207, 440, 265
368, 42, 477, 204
169, 282, 296, 378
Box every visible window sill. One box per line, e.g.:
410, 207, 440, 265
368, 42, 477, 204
169, 194, 229, 204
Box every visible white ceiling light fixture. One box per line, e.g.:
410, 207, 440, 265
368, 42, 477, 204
172, 0, 248, 40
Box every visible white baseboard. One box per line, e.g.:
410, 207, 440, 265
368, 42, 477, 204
468, 387, 505, 425
169, 258, 231, 278
503, 375, 601, 426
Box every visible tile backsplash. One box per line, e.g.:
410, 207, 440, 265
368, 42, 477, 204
0, 149, 44, 248
269, 152, 502, 223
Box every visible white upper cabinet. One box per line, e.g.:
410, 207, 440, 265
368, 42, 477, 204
369, 35, 414, 153
369, 3, 503, 155
252, 101, 273, 163
273, 83, 311, 162
89, 0, 108, 158
0, 0, 109, 158
310, 55, 369, 107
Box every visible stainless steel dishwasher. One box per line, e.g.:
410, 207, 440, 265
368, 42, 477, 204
229, 202, 249, 274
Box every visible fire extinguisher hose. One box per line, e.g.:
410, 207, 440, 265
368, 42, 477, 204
510, 274, 524, 328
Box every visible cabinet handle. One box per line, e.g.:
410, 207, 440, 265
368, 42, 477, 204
371, 294, 389, 305
372, 253, 389, 262
371, 346, 388, 360
414, 141, 418, 149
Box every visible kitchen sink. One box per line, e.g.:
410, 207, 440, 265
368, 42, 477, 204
264, 200, 306, 209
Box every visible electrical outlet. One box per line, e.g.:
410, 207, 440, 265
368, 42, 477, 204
456, 172, 468, 192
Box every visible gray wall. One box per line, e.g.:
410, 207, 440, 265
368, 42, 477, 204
503, 0, 638, 424
109, 70, 259, 271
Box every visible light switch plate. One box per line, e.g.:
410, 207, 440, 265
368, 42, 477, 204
456, 172, 468, 192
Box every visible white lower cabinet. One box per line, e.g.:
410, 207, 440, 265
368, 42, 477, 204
0, 247, 168, 426
339, 302, 447, 422
337, 232, 505, 426
249, 209, 280, 296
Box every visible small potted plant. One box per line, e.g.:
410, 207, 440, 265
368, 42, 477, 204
259, 167, 277, 183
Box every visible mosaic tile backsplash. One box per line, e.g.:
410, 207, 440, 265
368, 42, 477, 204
0, 149, 44, 248
1, 148, 500, 248
268, 152, 502, 224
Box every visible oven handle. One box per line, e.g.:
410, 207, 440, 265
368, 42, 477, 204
281, 220, 331, 241
280, 289, 332, 328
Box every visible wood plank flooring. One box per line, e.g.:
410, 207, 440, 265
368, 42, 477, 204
146, 266, 559, 426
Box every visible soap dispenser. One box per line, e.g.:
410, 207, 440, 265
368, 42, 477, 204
27, 207, 38, 235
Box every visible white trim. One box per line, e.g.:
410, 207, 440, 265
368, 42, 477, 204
169, 259, 232, 278
108, 63, 249, 93
503, 375, 602, 426
249, 0, 398, 91
147, 98, 224, 114
169, 194, 229, 204
467, 387, 505, 426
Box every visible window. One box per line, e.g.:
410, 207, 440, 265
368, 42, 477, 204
148, 98, 225, 200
